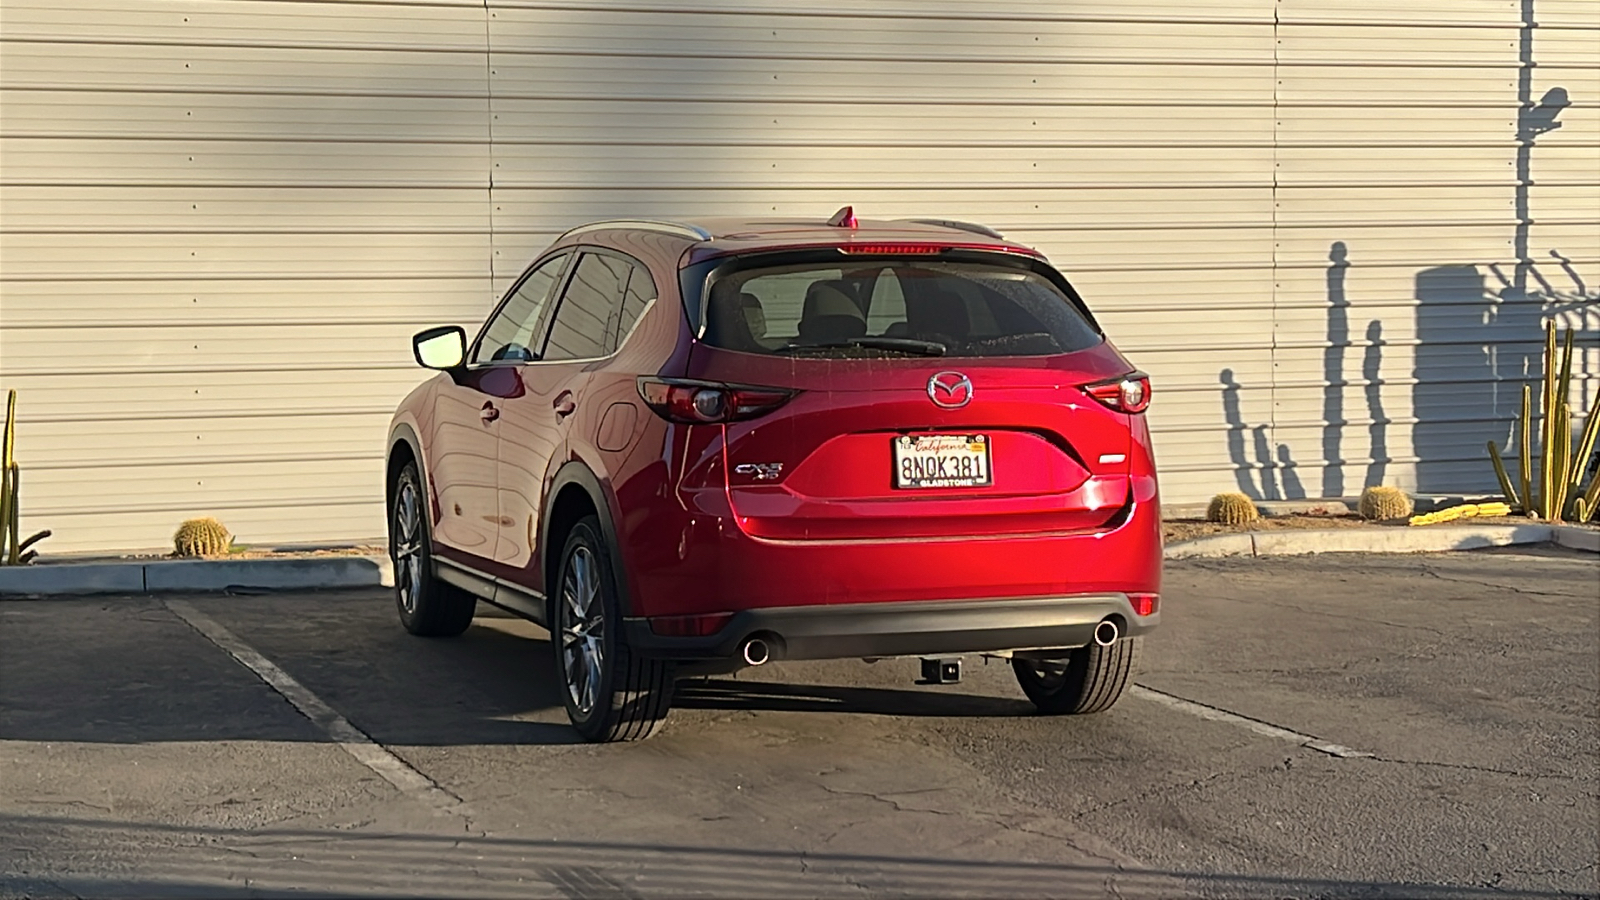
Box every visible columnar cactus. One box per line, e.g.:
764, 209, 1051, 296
1487, 322, 1600, 522
1358, 485, 1413, 521
0, 390, 51, 565
174, 517, 232, 557
1206, 492, 1260, 525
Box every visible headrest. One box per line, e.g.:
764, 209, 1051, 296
802, 281, 864, 321
799, 280, 867, 341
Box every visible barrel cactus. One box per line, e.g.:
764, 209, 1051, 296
1358, 485, 1413, 521
174, 517, 231, 557
1206, 492, 1259, 525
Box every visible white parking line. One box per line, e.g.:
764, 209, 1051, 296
164, 599, 473, 818
1130, 685, 1374, 759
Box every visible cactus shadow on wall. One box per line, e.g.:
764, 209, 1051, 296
1220, 243, 1389, 502
1219, 368, 1273, 500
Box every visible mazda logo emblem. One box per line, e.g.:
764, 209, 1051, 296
927, 371, 973, 409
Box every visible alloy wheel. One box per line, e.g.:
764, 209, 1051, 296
561, 545, 606, 715
392, 479, 424, 615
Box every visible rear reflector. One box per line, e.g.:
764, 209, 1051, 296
1129, 593, 1159, 617
648, 612, 735, 637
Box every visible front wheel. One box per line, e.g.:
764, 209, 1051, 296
390, 461, 476, 637
1012, 636, 1141, 715
553, 515, 674, 742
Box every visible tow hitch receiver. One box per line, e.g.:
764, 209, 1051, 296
919, 657, 962, 685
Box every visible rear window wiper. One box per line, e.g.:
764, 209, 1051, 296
774, 337, 948, 357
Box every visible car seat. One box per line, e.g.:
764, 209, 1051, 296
798, 280, 867, 342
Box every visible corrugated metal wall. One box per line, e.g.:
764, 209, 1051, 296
2, 0, 1596, 553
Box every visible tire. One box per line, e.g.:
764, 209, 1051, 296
389, 461, 477, 637
1012, 636, 1141, 715
553, 515, 674, 742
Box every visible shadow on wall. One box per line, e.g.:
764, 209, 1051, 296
1221, 243, 1390, 502
1215, 0, 1598, 498
1408, 1, 1589, 491
1411, 80, 1594, 492
1219, 61, 1593, 495
1227, 242, 1594, 502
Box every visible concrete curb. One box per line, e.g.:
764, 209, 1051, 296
0, 525, 1592, 597
0, 555, 393, 598
1166, 523, 1598, 560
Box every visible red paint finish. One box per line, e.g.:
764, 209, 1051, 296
390, 215, 1161, 637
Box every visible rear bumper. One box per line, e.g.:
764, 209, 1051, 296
624, 592, 1158, 662
619, 473, 1162, 618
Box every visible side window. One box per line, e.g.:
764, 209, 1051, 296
610, 263, 658, 352
471, 252, 569, 365
542, 253, 628, 362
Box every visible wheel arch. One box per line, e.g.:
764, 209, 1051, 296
542, 461, 635, 617
386, 423, 426, 520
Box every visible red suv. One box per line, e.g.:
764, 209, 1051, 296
387, 209, 1161, 742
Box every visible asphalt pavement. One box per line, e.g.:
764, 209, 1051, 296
2, 548, 1596, 899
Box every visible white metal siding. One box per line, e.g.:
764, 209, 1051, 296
1, 0, 1596, 554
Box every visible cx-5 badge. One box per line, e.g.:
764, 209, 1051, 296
734, 462, 784, 481
927, 371, 974, 409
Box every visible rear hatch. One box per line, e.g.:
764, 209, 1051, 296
682, 250, 1142, 541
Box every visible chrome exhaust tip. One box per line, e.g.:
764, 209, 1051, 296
1093, 619, 1120, 647
741, 637, 770, 667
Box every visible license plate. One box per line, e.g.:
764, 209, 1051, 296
893, 434, 992, 489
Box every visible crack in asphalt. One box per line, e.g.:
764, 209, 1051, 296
816, 784, 1138, 869
1360, 756, 1578, 781
817, 783, 964, 816
1064, 768, 1253, 823
1418, 565, 1586, 600
1247, 597, 1453, 637
1508, 862, 1598, 878
987, 816, 1140, 869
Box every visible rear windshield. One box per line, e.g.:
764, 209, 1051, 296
700, 259, 1101, 358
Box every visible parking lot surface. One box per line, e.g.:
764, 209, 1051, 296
2, 548, 1596, 899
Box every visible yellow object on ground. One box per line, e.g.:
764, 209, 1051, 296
1409, 502, 1515, 526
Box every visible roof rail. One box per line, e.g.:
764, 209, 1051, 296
560, 219, 713, 242
899, 218, 1005, 240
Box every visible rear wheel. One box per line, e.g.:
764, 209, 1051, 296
390, 461, 476, 637
554, 515, 674, 742
1012, 636, 1141, 715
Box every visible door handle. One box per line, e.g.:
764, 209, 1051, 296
553, 392, 576, 418
480, 401, 499, 423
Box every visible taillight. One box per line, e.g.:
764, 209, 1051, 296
1083, 372, 1151, 414
1129, 593, 1159, 617
637, 378, 795, 424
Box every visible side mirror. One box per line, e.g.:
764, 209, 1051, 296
413, 326, 466, 370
